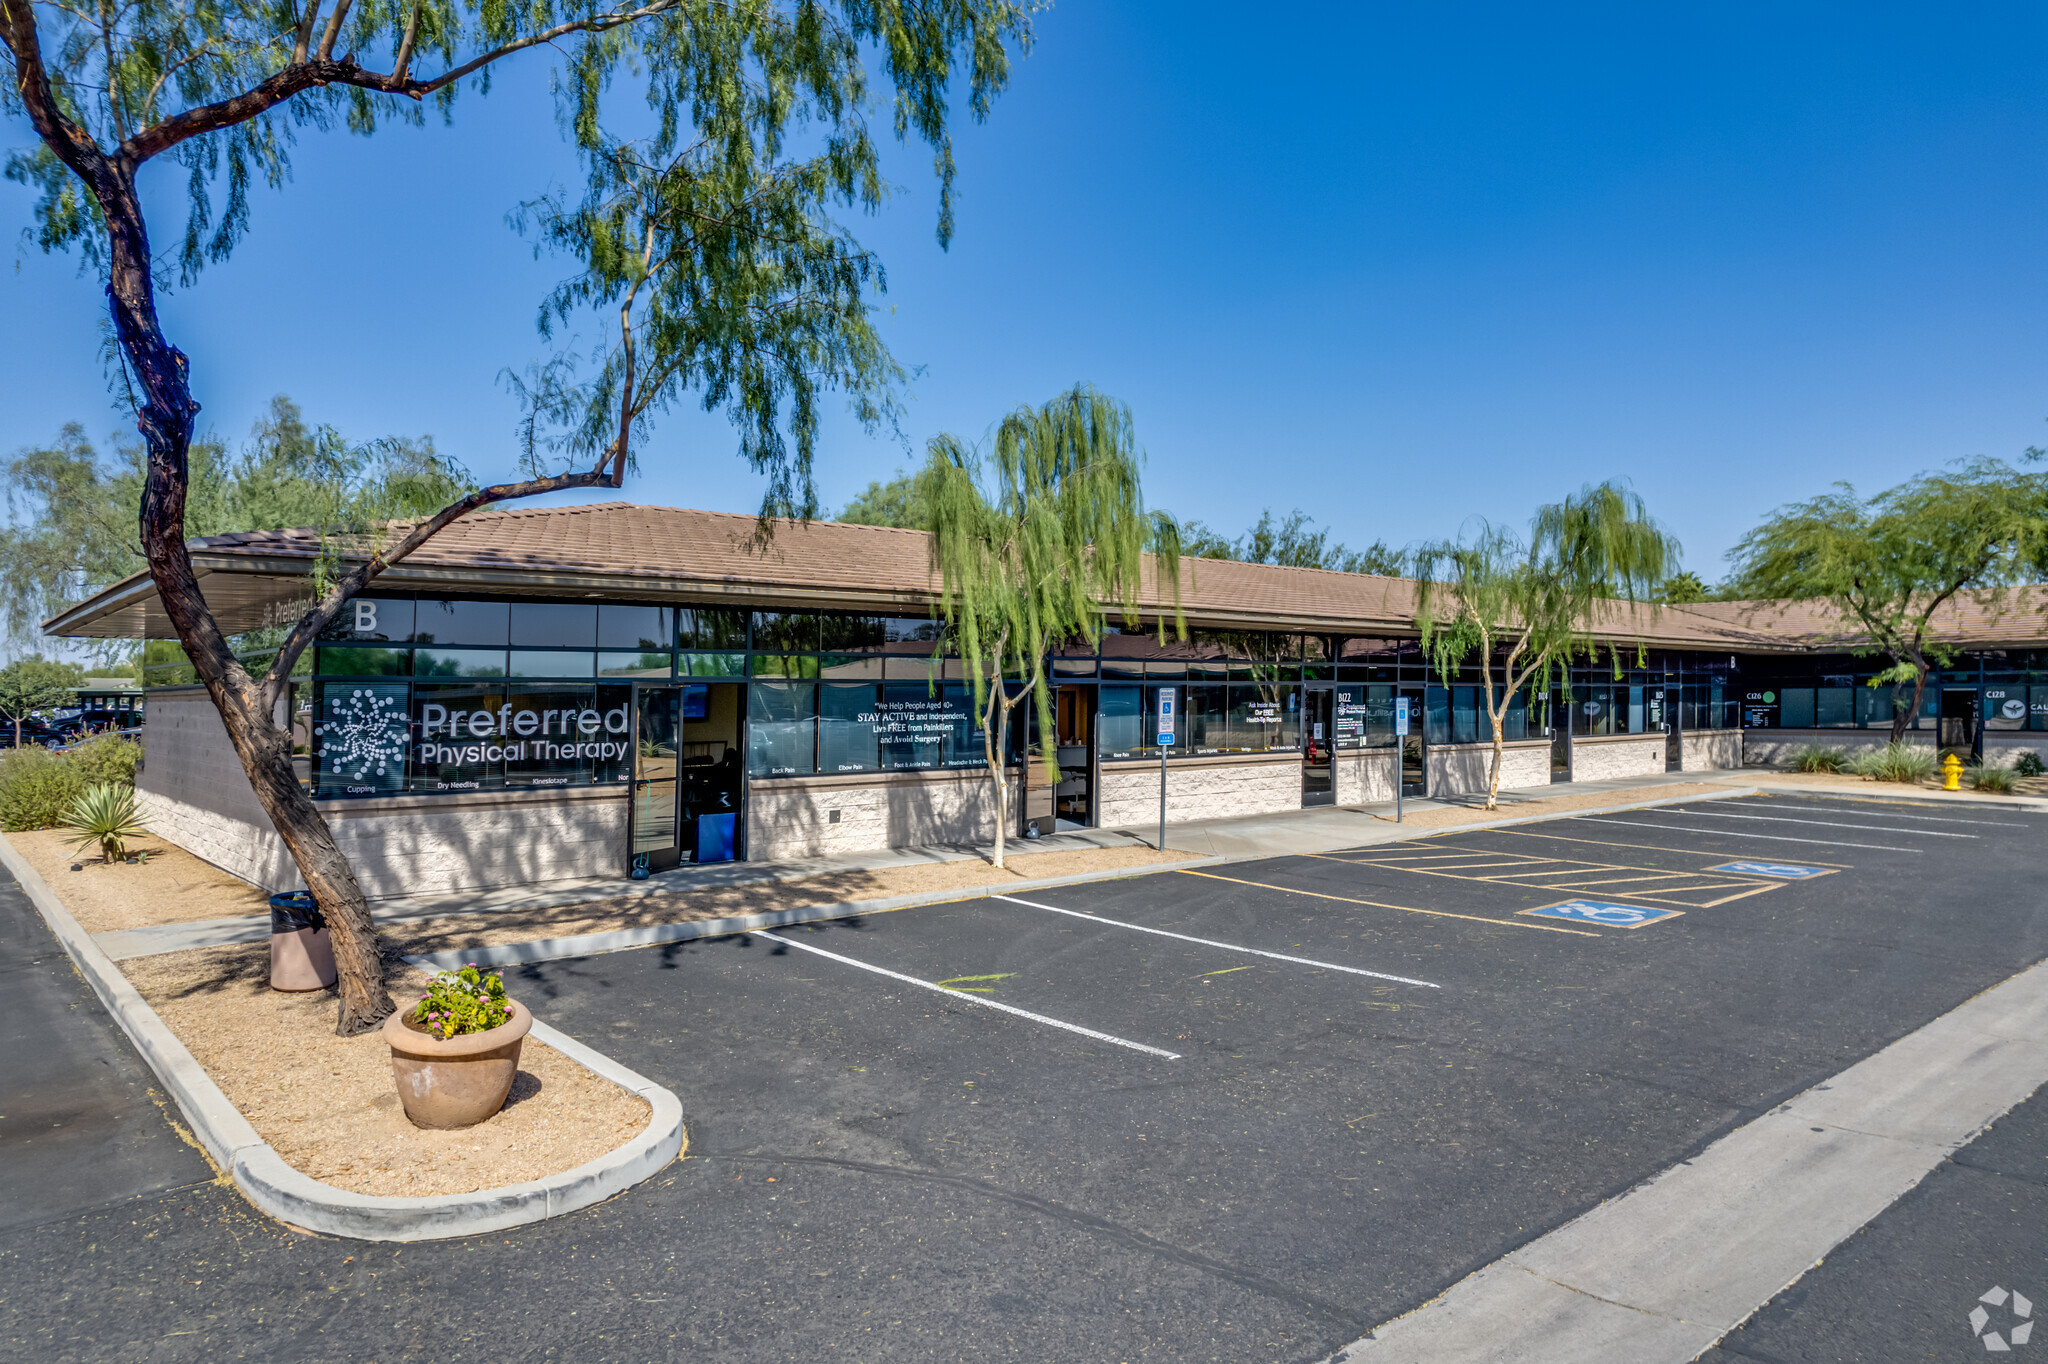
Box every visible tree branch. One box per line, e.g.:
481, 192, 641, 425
391, 0, 422, 83
314, 0, 353, 62
2, 0, 118, 196
259, 464, 617, 710
291, 0, 321, 65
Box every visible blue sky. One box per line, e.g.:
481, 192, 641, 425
5, 2, 2047, 579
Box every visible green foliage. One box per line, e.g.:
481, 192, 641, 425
67, 733, 144, 787
1726, 457, 2048, 735
1845, 741, 1937, 783
62, 782, 151, 862
1182, 509, 1408, 576
0, 398, 467, 650
1789, 743, 1847, 774
0, 746, 87, 831
0, 655, 86, 742
1658, 570, 1713, 604
2014, 751, 2045, 778
837, 472, 930, 529
1969, 764, 2016, 794
915, 385, 1182, 861
410, 964, 513, 1040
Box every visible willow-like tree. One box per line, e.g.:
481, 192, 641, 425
2, 0, 1031, 1034
1415, 483, 1678, 810
1726, 457, 2048, 743
916, 386, 1184, 868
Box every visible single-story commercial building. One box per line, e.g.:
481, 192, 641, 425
43, 503, 2048, 896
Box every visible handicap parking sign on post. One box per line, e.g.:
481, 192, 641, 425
1520, 900, 1684, 929
1709, 861, 1834, 880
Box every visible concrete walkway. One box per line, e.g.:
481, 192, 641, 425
92, 771, 1735, 962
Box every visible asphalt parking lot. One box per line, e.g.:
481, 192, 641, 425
7, 790, 2046, 1363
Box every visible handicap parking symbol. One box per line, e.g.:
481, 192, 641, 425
1709, 861, 1833, 880
1520, 900, 1683, 929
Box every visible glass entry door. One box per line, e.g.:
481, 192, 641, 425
1302, 686, 1335, 806
632, 682, 745, 873
1399, 687, 1427, 795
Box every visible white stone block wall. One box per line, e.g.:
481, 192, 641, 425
747, 769, 1018, 860
1336, 750, 1398, 805
1097, 754, 1303, 828
1678, 730, 1742, 771
1567, 734, 1668, 782
136, 688, 298, 890
1426, 741, 1551, 799
1743, 728, 2044, 769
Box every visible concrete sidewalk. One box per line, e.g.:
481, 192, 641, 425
92, 771, 1741, 962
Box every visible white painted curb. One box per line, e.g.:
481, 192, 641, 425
0, 833, 684, 1242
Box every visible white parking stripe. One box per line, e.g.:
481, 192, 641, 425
993, 895, 1441, 988
1723, 800, 2032, 828
748, 930, 1182, 1060
1678, 808, 1975, 838
1580, 816, 1909, 852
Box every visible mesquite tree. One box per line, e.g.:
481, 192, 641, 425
1414, 483, 1678, 810
1727, 457, 2048, 743
916, 386, 1183, 868
2, 0, 1031, 1034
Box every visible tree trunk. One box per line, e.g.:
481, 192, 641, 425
1896, 657, 1929, 746
1486, 704, 1506, 811
988, 683, 1009, 870
96, 157, 394, 1035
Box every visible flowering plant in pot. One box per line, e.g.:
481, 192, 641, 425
383, 964, 532, 1130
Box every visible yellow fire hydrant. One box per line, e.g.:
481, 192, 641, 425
1942, 752, 1964, 791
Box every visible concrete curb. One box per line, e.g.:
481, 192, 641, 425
407, 784, 1764, 972
1710, 772, 2048, 812
0, 832, 685, 1243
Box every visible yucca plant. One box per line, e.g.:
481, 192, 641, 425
1845, 741, 1937, 784
1790, 743, 1847, 774
1970, 764, 2017, 795
62, 783, 151, 864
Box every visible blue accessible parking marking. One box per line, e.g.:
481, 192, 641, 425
1709, 861, 1836, 880
1519, 900, 1684, 929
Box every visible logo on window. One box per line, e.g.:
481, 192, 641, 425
316, 688, 407, 780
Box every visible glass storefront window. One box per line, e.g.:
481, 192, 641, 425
752, 654, 822, 678
818, 683, 882, 772
752, 611, 821, 655
599, 651, 673, 679
311, 681, 409, 797
1451, 686, 1479, 744
1425, 686, 1451, 746
598, 605, 673, 651
318, 597, 413, 643
507, 650, 597, 679
1183, 684, 1229, 752
877, 681, 980, 769
1859, 686, 1906, 728
315, 645, 410, 677
510, 602, 596, 647
679, 608, 748, 651
1780, 688, 1815, 728
819, 614, 886, 651
414, 647, 507, 678
748, 681, 816, 776
679, 651, 746, 677
1098, 685, 1143, 757
1815, 687, 1854, 727
413, 599, 509, 646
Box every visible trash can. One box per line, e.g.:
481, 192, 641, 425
269, 890, 337, 992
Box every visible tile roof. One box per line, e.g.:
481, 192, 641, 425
40, 500, 2048, 651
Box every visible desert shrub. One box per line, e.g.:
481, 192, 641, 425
1969, 764, 2016, 795
0, 746, 88, 831
1789, 743, 1847, 774
2014, 751, 2045, 778
66, 734, 143, 788
1845, 741, 1937, 784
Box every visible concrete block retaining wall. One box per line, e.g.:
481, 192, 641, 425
1426, 740, 1551, 797
1097, 753, 1303, 828
1679, 730, 1743, 771
1744, 728, 2044, 768
1568, 733, 1669, 782
746, 769, 1017, 860
1336, 750, 1399, 805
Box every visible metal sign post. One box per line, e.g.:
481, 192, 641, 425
1156, 687, 1175, 851
1393, 696, 1411, 824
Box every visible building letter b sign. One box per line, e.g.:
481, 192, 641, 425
353, 600, 378, 634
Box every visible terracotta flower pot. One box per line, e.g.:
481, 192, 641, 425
383, 1000, 532, 1130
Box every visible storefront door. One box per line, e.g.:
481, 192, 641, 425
1940, 688, 1981, 759
1302, 686, 1335, 806
1053, 684, 1096, 830
631, 682, 745, 873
